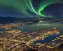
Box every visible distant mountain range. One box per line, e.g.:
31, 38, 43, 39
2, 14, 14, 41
0, 17, 63, 24
0, 17, 38, 24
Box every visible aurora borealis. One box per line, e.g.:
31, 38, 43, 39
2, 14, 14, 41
0, 0, 63, 17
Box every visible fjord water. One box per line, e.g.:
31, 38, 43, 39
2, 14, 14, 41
16, 22, 63, 35
15, 22, 63, 43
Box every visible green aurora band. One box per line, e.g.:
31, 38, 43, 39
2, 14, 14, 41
0, 0, 63, 17
38, 0, 63, 17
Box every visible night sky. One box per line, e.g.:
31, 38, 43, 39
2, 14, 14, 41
0, 0, 63, 18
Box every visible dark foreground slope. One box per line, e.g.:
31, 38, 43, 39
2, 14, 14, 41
22, 43, 63, 51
